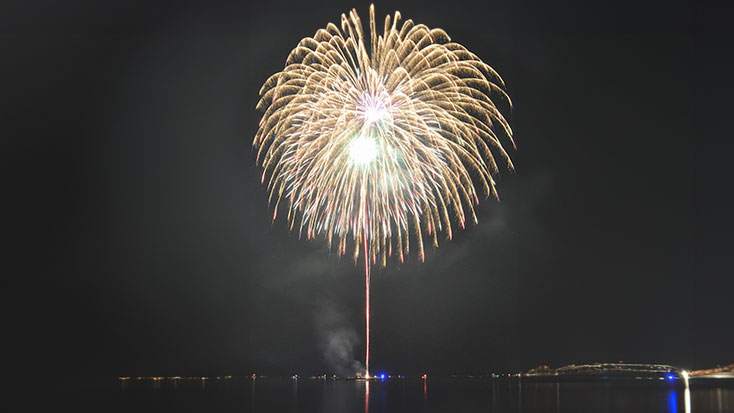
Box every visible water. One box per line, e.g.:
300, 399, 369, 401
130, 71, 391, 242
5, 377, 734, 412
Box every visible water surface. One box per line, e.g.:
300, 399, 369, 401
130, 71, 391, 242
5, 377, 733, 412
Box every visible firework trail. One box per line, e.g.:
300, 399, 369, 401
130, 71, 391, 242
255, 4, 514, 378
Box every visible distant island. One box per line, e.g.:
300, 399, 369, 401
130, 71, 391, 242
518, 362, 734, 382
116, 363, 734, 383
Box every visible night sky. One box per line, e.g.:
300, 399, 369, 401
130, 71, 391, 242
4, 0, 734, 381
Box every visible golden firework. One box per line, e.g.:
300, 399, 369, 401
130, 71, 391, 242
254, 4, 514, 267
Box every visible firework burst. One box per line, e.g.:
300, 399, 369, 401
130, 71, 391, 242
254, 4, 514, 377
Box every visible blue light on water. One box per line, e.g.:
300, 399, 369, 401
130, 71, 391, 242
667, 391, 679, 413
379, 373, 386, 380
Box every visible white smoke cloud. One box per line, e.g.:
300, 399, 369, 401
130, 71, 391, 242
314, 301, 363, 377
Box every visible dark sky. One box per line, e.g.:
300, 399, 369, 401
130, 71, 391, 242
4, 0, 734, 380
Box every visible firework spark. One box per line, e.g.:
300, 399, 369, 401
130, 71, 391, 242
255, 4, 514, 377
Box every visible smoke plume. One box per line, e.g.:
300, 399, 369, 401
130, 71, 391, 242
314, 301, 363, 376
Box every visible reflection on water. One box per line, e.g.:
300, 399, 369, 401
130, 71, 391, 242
354, 377, 716, 413
6, 377, 734, 412
668, 389, 681, 413
177, 377, 733, 413
250, 376, 256, 412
